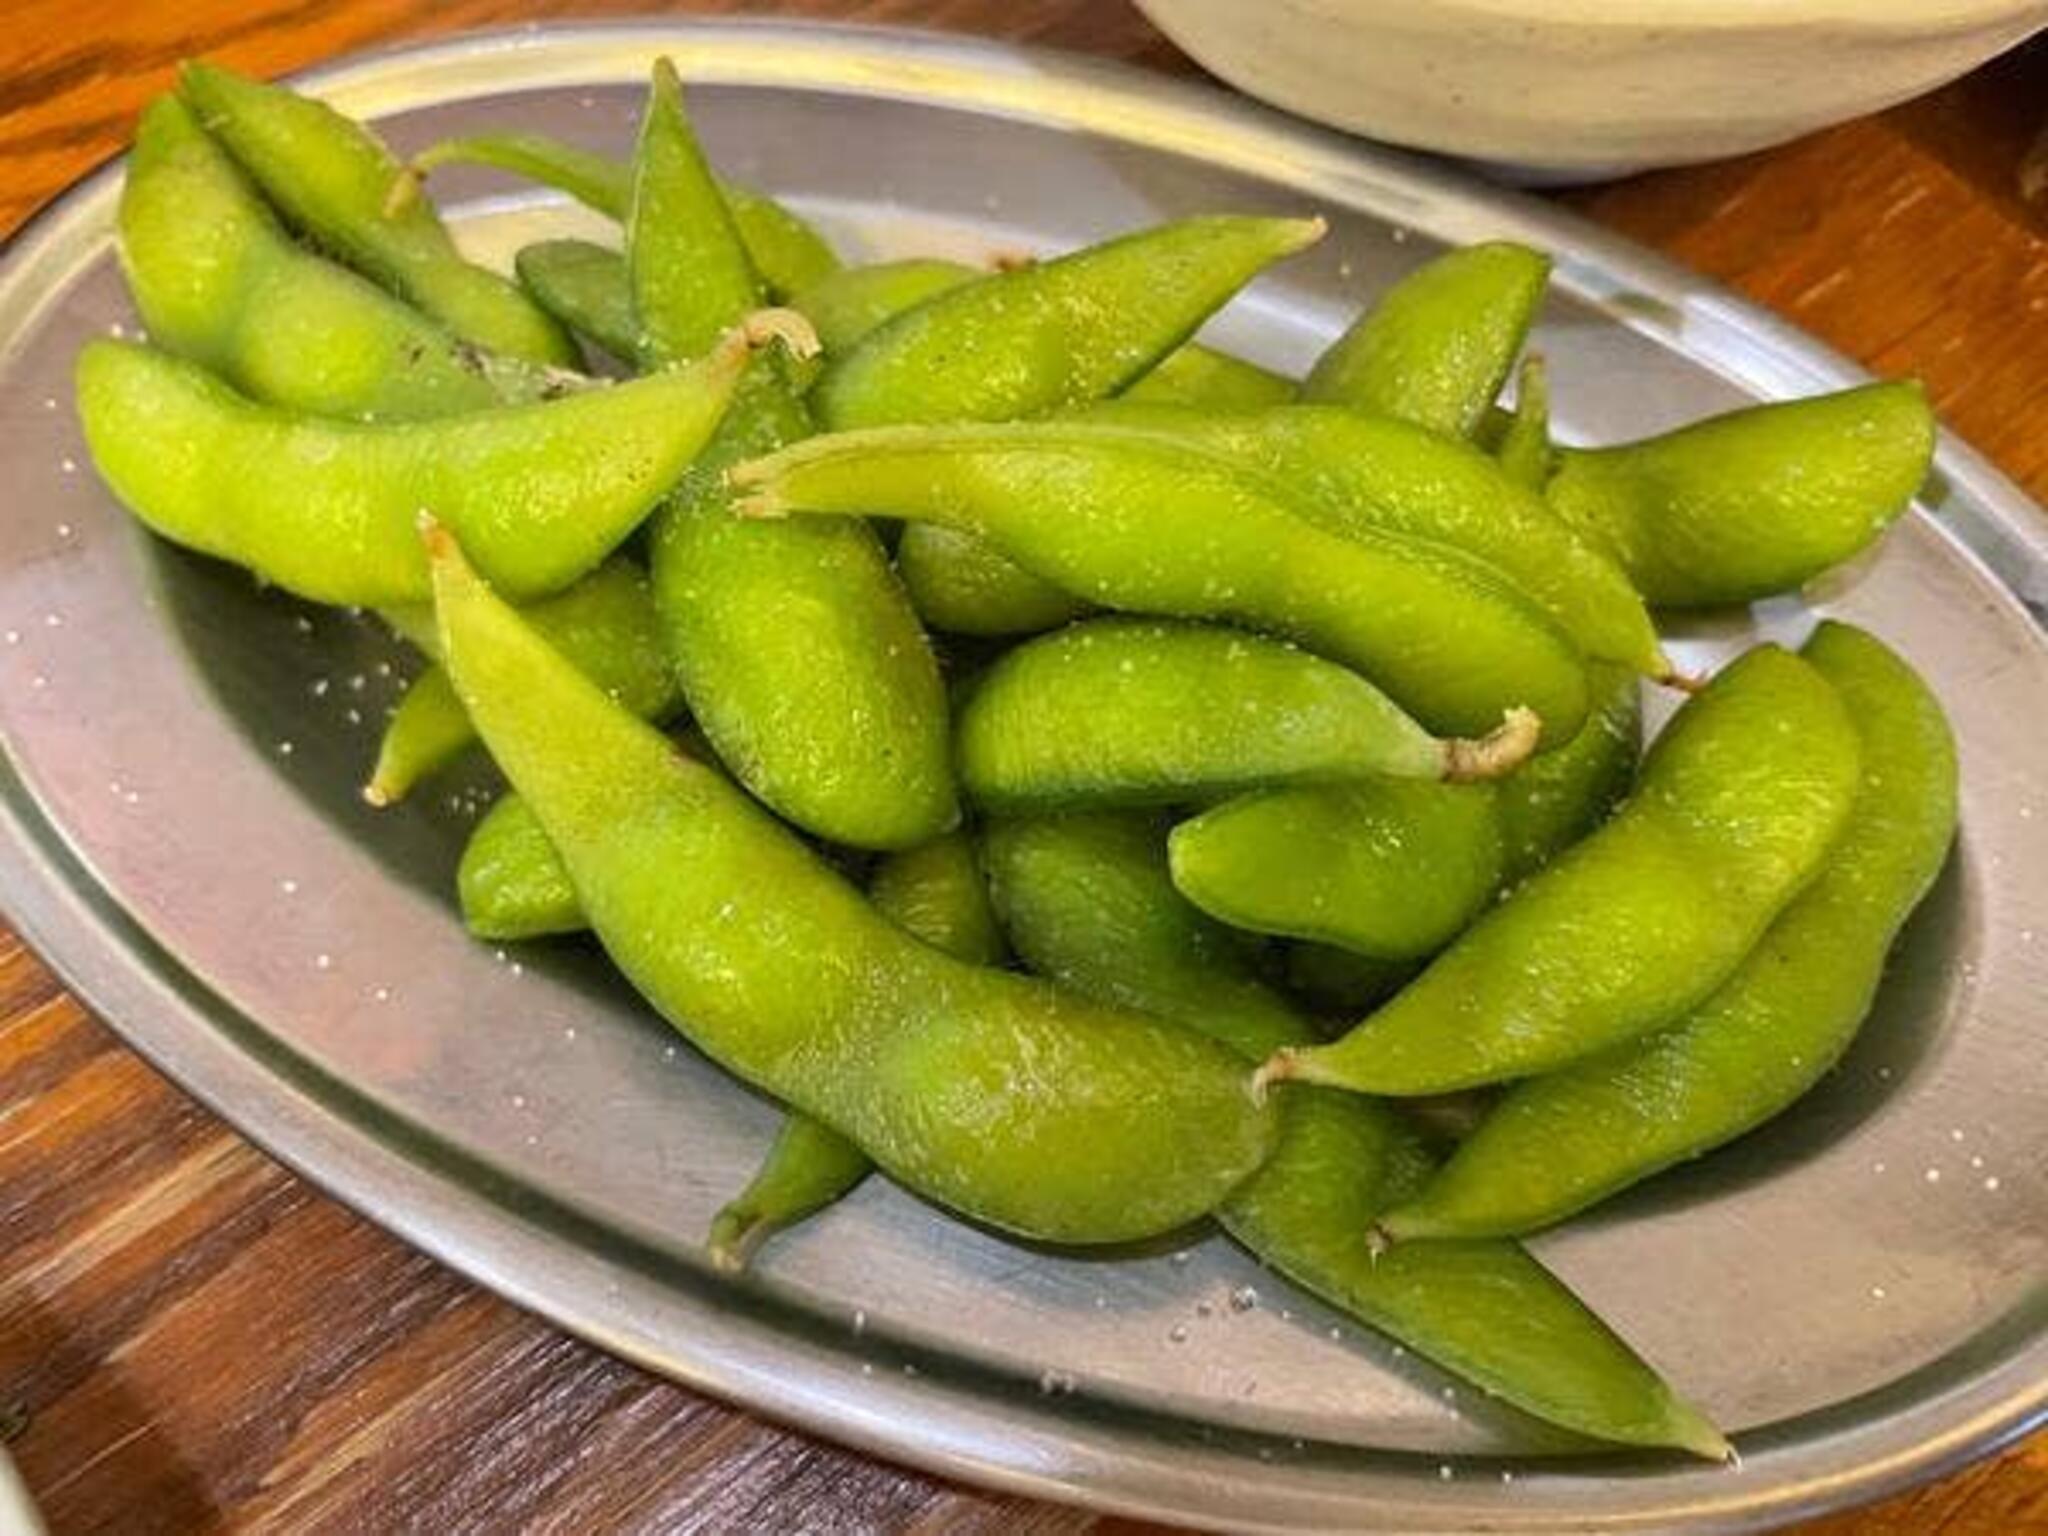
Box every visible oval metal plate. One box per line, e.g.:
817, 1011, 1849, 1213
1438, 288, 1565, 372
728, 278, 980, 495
0, 21, 2042, 1533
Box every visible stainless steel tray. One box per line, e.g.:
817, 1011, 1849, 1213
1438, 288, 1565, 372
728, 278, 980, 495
0, 21, 2042, 1533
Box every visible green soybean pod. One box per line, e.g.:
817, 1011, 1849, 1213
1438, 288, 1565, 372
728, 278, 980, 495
708, 831, 1006, 1271
1261, 645, 1863, 1097
1381, 622, 1957, 1239
427, 526, 1274, 1244
1303, 241, 1551, 439
458, 794, 581, 941
814, 214, 1325, 429
956, 618, 1537, 812
1493, 354, 1555, 491
795, 257, 979, 353
896, 525, 1087, 638
1174, 780, 1504, 960
367, 556, 677, 805
1119, 342, 1294, 409
630, 62, 956, 851
1253, 664, 1637, 982
732, 421, 1590, 743
980, 812, 1727, 1459
515, 239, 644, 365
1495, 660, 1642, 882
119, 96, 557, 421
403, 131, 840, 299
1082, 400, 1664, 678
177, 61, 577, 367
1545, 381, 1935, 607
75, 332, 747, 607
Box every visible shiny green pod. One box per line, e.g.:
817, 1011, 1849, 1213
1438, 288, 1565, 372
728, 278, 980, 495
1382, 623, 1957, 1239
955, 618, 1537, 812
732, 421, 1591, 742
1175, 780, 1504, 960
119, 95, 556, 421
1303, 241, 1551, 438
806, 228, 1312, 637
708, 830, 1007, 1270
427, 527, 1275, 1244
1081, 400, 1663, 677
403, 130, 841, 298
1177, 662, 1639, 959
813, 214, 1324, 429
515, 239, 644, 365
1262, 646, 1863, 1096
796, 257, 980, 353
1119, 342, 1293, 409
1260, 664, 1638, 987
980, 812, 1727, 1458
458, 794, 581, 941
1494, 661, 1642, 883
896, 524, 1086, 638
1494, 353, 1555, 491
630, 61, 956, 851
1546, 382, 1935, 607
367, 556, 677, 805
75, 333, 746, 606
177, 61, 577, 366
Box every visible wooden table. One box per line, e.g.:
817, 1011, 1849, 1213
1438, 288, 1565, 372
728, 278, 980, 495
3, 3, 2044, 1531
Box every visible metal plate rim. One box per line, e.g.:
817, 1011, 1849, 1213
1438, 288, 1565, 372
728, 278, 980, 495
1, 19, 2043, 1534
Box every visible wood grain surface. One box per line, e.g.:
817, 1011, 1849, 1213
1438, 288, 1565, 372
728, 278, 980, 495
3, 3, 2045, 1532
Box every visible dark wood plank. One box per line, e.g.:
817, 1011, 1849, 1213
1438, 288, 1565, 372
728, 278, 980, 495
1, 5, 2042, 1533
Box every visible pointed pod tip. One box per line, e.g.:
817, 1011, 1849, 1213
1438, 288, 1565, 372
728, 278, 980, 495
1668, 1402, 1737, 1465
1287, 214, 1330, 250
380, 165, 425, 221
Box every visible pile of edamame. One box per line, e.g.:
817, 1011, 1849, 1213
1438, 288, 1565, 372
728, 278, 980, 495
75, 58, 1961, 1464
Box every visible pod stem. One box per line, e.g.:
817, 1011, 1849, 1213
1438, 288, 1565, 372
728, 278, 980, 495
381, 164, 426, 221
705, 1207, 769, 1274
1442, 706, 1541, 783
740, 305, 821, 361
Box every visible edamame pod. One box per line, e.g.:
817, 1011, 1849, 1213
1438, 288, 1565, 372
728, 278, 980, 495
1081, 400, 1663, 677
956, 618, 1537, 812
1174, 781, 1504, 960
515, 240, 644, 365
458, 794, 581, 941
628, 64, 956, 850
427, 526, 1275, 1243
733, 422, 1591, 742
1494, 354, 1554, 492
980, 812, 1727, 1459
1302, 241, 1550, 438
795, 258, 980, 353
1119, 342, 1293, 409
1381, 623, 1957, 1238
1261, 646, 1862, 1096
403, 131, 841, 298
178, 61, 577, 367
1201, 664, 1639, 965
706, 1118, 873, 1275
814, 214, 1325, 429
120, 96, 557, 421
1495, 661, 1641, 882
896, 524, 1086, 637
808, 221, 1317, 636
367, 556, 677, 805
865, 831, 1009, 968
708, 831, 1006, 1271
75, 330, 748, 606
1545, 382, 1935, 607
